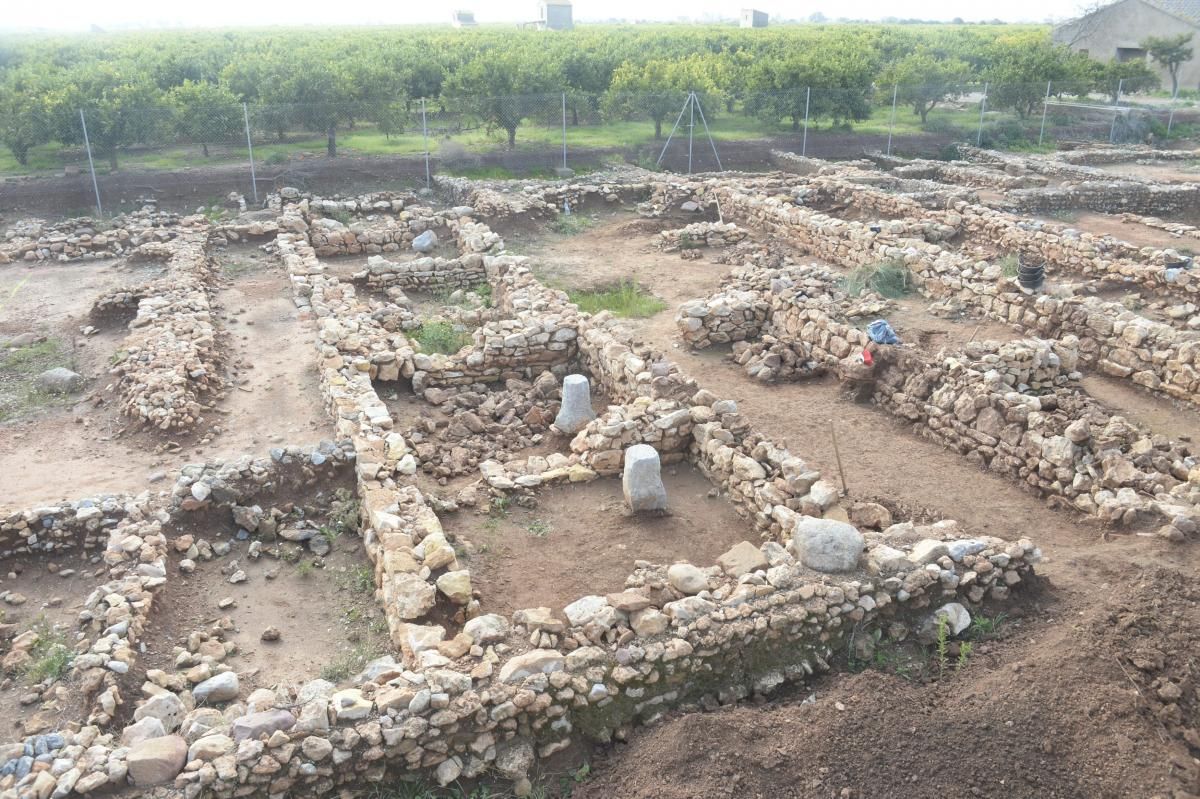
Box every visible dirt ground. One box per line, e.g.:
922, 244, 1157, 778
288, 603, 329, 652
1095, 161, 1200, 184
0, 244, 331, 507
460, 465, 759, 618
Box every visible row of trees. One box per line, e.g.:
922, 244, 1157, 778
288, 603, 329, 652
0, 24, 1187, 168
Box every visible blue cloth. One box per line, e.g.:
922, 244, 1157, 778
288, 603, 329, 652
867, 319, 900, 345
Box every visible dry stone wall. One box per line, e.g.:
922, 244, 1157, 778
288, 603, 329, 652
0, 210, 181, 264
108, 227, 222, 431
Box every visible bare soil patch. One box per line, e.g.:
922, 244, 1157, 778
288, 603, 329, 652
0, 245, 331, 508
459, 465, 758, 619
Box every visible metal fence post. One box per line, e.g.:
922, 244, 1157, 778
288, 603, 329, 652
1038, 81, 1052, 146
561, 93, 568, 171
976, 82, 989, 147
243, 103, 258, 205
687, 92, 695, 175
1109, 78, 1124, 144
421, 98, 431, 190
79, 109, 102, 217
801, 87, 811, 157
1168, 84, 1180, 134
886, 84, 898, 156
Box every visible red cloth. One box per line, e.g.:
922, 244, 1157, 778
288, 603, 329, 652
861, 348, 874, 366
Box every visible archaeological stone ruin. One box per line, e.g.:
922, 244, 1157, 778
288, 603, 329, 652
5, 139, 1200, 799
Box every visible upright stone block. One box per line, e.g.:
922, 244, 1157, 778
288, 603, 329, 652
623, 444, 667, 514
554, 374, 596, 435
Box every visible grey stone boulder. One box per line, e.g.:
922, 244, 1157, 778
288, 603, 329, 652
553, 374, 596, 435
622, 444, 667, 514
193, 671, 240, 704
36, 367, 83, 394
231, 709, 296, 742
919, 602, 972, 642
127, 735, 188, 786
792, 516, 864, 573
412, 230, 438, 253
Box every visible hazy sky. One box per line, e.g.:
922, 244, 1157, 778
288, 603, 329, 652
2, 0, 1090, 32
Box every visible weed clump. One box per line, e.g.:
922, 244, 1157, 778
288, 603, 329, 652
841, 259, 913, 299
412, 321, 471, 355
568, 281, 667, 318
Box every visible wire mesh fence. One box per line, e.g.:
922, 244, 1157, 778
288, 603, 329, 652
4, 81, 1198, 215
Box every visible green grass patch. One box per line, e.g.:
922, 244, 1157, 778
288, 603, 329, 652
319, 641, 386, 683
526, 519, 551, 537
0, 338, 76, 422
840, 260, 913, 299
568, 281, 667, 318
412, 321, 472, 355
549, 213, 594, 236
23, 620, 73, 684
997, 253, 1020, 278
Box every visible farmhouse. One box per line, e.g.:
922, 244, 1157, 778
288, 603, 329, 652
538, 0, 573, 30
741, 8, 769, 27
1053, 0, 1200, 89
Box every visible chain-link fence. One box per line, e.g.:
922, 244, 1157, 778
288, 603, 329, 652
4, 81, 1198, 216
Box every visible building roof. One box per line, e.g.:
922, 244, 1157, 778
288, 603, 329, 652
1140, 0, 1200, 26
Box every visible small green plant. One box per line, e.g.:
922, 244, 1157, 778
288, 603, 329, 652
549, 213, 593, 236
412, 321, 472, 355
329, 209, 353, 225
526, 519, 551, 537
23, 620, 72, 684
677, 231, 704, 250
841, 259, 913, 299
297, 560, 315, 577
264, 151, 288, 166
0, 338, 76, 422
473, 283, 493, 307
935, 614, 950, 678
320, 642, 385, 683
318, 524, 342, 545
968, 612, 1007, 640
956, 640, 974, 672
108, 349, 129, 366
568, 281, 667, 318
997, 253, 1020, 278
489, 496, 510, 518
201, 205, 225, 223
351, 565, 375, 594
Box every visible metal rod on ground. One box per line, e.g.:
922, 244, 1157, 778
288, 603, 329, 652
801, 86, 811, 157
79, 109, 102, 217
977, 82, 989, 147
656, 95, 691, 169
1038, 80, 1052, 146
886, 84, 898, 156
421, 98, 431, 190
693, 92, 723, 172
1109, 78, 1124, 144
1168, 84, 1179, 133
561, 92, 568, 171
243, 103, 258, 205
687, 92, 695, 175
830, 421, 848, 495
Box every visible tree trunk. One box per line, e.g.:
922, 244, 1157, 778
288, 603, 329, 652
571, 106, 579, 126
13, 144, 29, 166
506, 126, 517, 149
327, 126, 337, 158
791, 114, 800, 132
1171, 69, 1180, 97
654, 118, 663, 139
202, 142, 210, 158
108, 150, 118, 172
919, 105, 930, 124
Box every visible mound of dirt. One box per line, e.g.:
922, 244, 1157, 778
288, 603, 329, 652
575, 570, 1200, 799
